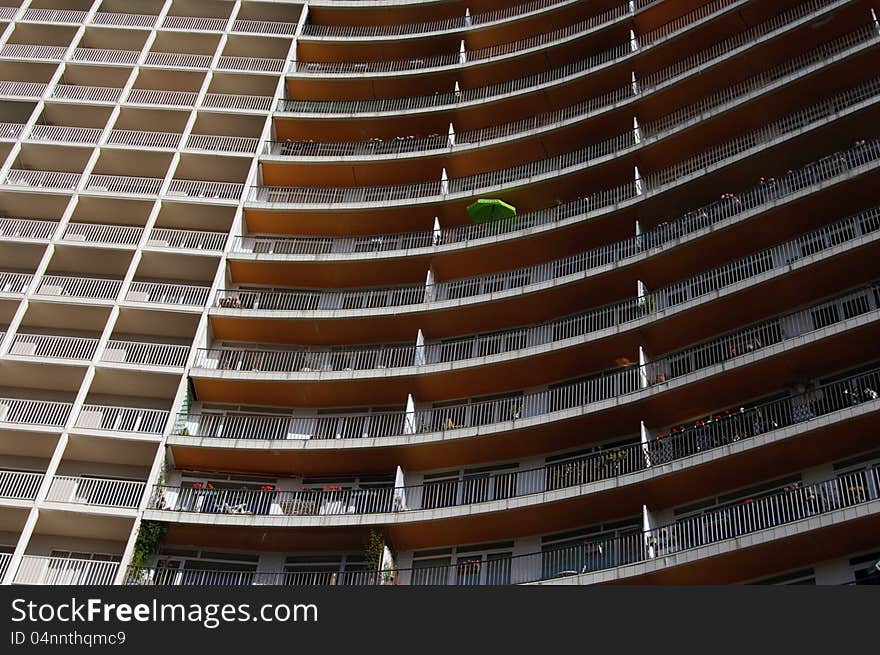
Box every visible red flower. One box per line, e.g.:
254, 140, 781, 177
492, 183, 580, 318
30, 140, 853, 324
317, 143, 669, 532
192, 482, 204, 490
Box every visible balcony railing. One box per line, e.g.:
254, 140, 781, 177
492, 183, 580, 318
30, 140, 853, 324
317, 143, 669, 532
52, 84, 121, 103
0, 271, 33, 294
186, 133, 259, 153
15, 556, 118, 585
259, 73, 880, 206
279, 0, 839, 114
36, 275, 121, 301
0, 81, 47, 99
167, 179, 244, 200
71, 47, 140, 65
0, 122, 24, 140
301, 0, 585, 38
231, 19, 297, 35
157, 367, 880, 516
146, 227, 227, 251
202, 92, 272, 112
268, 24, 880, 159
161, 16, 228, 32
28, 125, 102, 144
76, 404, 169, 434
0, 218, 56, 241
91, 12, 158, 28
102, 340, 189, 368
189, 282, 880, 443
221, 185, 880, 316
217, 56, 285, 73
291, 0, 734, 76
126, 281, 211, 308
3, 170, 80, 190
144, 52, 212, 69
107, 129, 181, 149
126, 88, 198, 107
0, 398, 72, 428
136, 466, 880, 585
85, 174, 163, 195
21, 8, 88, 23
0, 44, 66, 61
46, 475, 145, 509
0, 470, 42, 500
63, 222, 143, 246
8, 333, 99, 361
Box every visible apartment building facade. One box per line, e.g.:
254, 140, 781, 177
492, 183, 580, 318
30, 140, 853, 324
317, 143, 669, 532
0, 0, 879, 587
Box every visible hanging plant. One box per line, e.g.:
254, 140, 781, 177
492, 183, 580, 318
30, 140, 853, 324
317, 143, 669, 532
131, 520, 167, 572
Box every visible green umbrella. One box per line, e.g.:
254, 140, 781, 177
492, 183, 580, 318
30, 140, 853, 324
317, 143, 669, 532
466, 198, 516, 223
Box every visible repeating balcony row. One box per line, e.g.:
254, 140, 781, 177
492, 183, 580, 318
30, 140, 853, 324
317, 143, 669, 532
0, 44, 288, 73
157, 366, 880, 517
0, 125, 261, 153
289, 0, 738, 76
2, 170, 243, 201
225, 178, 880, 321
8, 9, 296, 35
277, 0, 841, 114
300, 0, 586, 38
0, 399, 169, 434
6, 334, 189, 369
0, 470, 144, 509
265, 24, 879, 160
259, 73, 880, 208
132, 465, 880, 585
0, 219, 227, 251
185, 282, 880, 443
0, 81, 274, 112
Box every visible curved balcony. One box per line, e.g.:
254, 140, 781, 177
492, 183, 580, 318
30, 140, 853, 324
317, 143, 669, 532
255, 74, 880, 234
142, 466, 880, 585
204, 205, 880, 407
176, 282, 880, 473
289, 0, 747, 98
263, 24, 880, 189
276, 0, 853, 131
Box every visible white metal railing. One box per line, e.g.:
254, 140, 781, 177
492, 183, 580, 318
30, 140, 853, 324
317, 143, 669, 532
0, 122, 24, 139
0, 81, 47, 98
85, 174, 163, 195
36, 275, 122, 301
91, 12, 158, 28
0, 271, 33, 294
0, 470, 42, 500
190, 282, 880, 443
21, 8, 88, 23
146, 227, 227, 251
0, 218, 56, 241
0, 44, 66, 61
202, 92, 273, 112
3, 169, 80, 190
63, 222, 143, 246
126, 281, 211, 307
102, 340, 189, 368
161, 15, 228, 31
144, 52, 212, 69
217, 56, 285, 73
231, 19, 297, 35
15, 556, 118, 585
76, 404, 169, 434
280, 0, 839, 115
8, 333, 99, 361
47, 475, 145, 509
71, 47, 140, 65
51, 84, 121, 103
127, 88, 198, 107
167, 179, 244, 200
186, 133, 259, 153
0, 398, 72, 427
28, 125, 102, 144
107, 129, 181, 149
